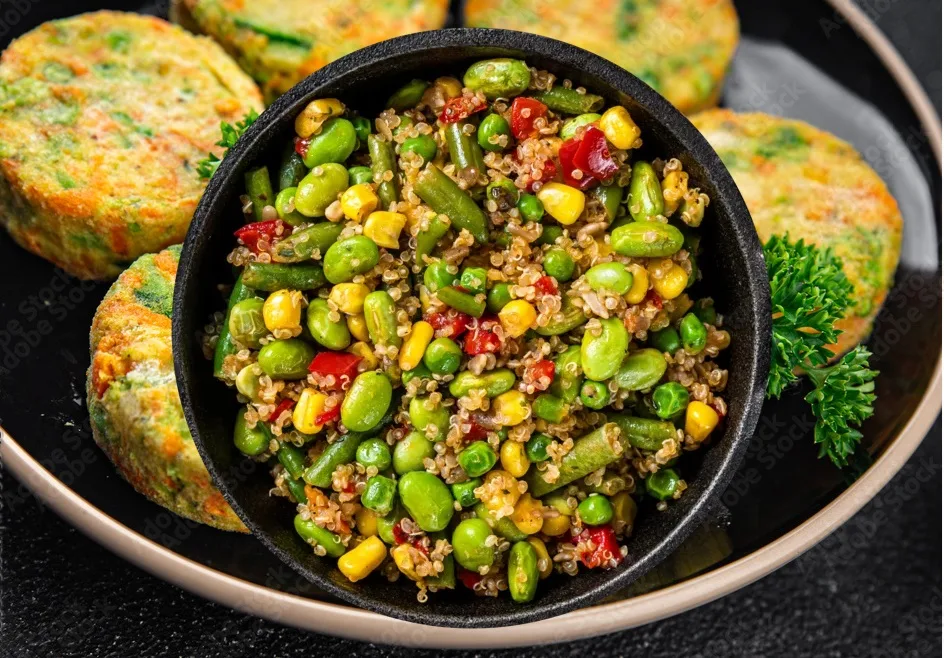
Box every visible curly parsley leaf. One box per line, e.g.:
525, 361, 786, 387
197, 109, 260, 180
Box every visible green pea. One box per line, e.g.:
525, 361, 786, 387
341, 371, 393, 432
228, 297, 267, 348
579, 380, 610, 410
376, 501, 407, 544
457, 441, 498, 478
463, 58, 531, 100
549, 345, 583, 403
302, 118, 357, 167
591, 184, 624, 223
577, 494, 614, 525
294, 162, 349, 217
452, 518, 495, 571
409, 396, 450, 440
451, 478, 482, 508
402, 364, 432, 386
294, 514, 345, 557
478, 113, 512, 152
233, 409, 270, 456
401, 135, 437, 164
257, 339, 316, 380
507, 540, 539, 603
423, 337, 461, 375
652, 382, 689, 419
348, 165, 374, 185
387, 79, 429, 111
628, 161, 665, 221
274, 187, 306, 226
613, 348, 668, 391
351, 116, 372, 145
235, 363, 263, 401
323, 236, 380, 284
679, 313, 708, 353
361, 475, 397, 515
398, 471, 455, 532
543, 247, 575, 281
459, 266, 489, 295
424, 260, 458, 292
581, 317, 630, 381
486, 283, 513, 313
694, 299, 717, 325
584, 262, 633, 294
649, 327, 681, 354
306, 298, 351, 350
646, 468, 680, 500
356, 438, 392, 470
448, 368, 516, 398
525, 433, 552, 462
610, 222, 684, 258
518, 193, 545, 223
533, 394, 568, 423
363, 290, 402, 348
485, 177, 520, 211
560, 113, 601, 140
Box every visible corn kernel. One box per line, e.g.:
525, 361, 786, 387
355, 507, 379, 537
651, 263, 688, 300
541, 512, 571, 537
363, 211, 407, 249
686, 401, 720, 442
337, 536, 386, 583
481, 470, 521, 512
295, 98, 345, 138
340, 183, 379, 222
598, 106, 641, 150
262, 289, 303, 333
500, 440, 529, 478
398, 321, 434, 371
624, 263, 649, 304
329, 283, 370, 315
610, 491, 637, 536
526, 537, 553, 579
536, 182, 585, 225
661, 170, 689, 216
347, 341, 379, 370
391, 543, 420, 581
511, 493, 544, 535
493, 390, 530, 426
293, 388, 327, 434
594, 237, 613, 258
435, 76, 462, 99
347, 314, 371, 342
498, 300, 537, 338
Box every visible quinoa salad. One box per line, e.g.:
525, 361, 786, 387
206, 59, 732, 604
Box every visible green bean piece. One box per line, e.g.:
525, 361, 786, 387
245, 166, 275, 221
271, 222, 344, 263
436, 285, 486, 318
459, 266, 489, 295
649, 327, 682, 354
457, 441, 498, 478
535, 296, 587, 336
478, 113, 512, 152
486, 283, 513, 313
351, 116, 371, 145
293, 163, 349, 217
233, 410, 270, 456
560, 113, 600, 140
452, 518, 495, 571
445, 121, 487, 181
532, 394, 568, 423
302, 118, 357, 167
525, 423, 623, 497
525, 433, 553, 462
393, 430, 435, 474
415, 216, 450, 267
414, 164, 488, 243
213, 276, 254, 378
367, 134, 400, 209
584, 262, 633, 294
694, 299, 717, 325
652, 382, 689, 419
294, 514, 346, 557
401, 134, 437, 165
579, 381, 610, 410
423, 337, 462, 375
543, 247, 575, 282
463, 58, 531, 99
591, 184, 624, 223
409, 396, 450, 440
387, 79, 429, 111
228, 297, 267, 348
285, 477, 308, 504
518, 193, 545, 223
507, 540, 539, 603
448, 368, 516, 398
581, 317, 630, 381
628, 161, 665, 221
243, 262, 326, 291
274, 187, 306, 226
473, 503, 527, 542
398, 471, 454, 532
679, 313, 708, 353
646, 468, 680, 500
276, 443, 307, 480
577, 494, 614, 526
303, 431, 367, 488
530, 86, 604, 115
356, 438, 392, 471
362, 475, 397, 515
485, 177, 520, 211
535, 225, 562, 246
426, 551, 456, 590
611, 222, 684, 258
257, 339, 316, 380
306, 298, 352, 350
608, 414, 677, 451
548, 345, 582, 403
612, 348, 668, 391
348, 165, 374, 185
342, 371, 394, 432
451, 478, 482, 508
363, 290, 402, 347
278, 146, 308, 190
323, 235, 380, 284
377, 501, 407, 545
424, 260, 459, 292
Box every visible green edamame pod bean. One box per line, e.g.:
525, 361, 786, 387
608, 414, 677, 451
367, 134, 400, 209
285, 477, 308, 504
507, 540, 539, 603
233, 410, 270, 456
485, 177, 520, 212
306, 299, 351, 350
560, 113, 600, 140
584, 262, 633, 294
474, 503, 526, 542
646, 468, 680, 500
452, 518, 495, 571
478, 113, 512, 152
591, 184, 623, 223
526, 433, 553, 462
424, 260, 458, 292
414, 164, 488, 243
436, 286, 486, 318
401, 134, 437, 164
445, 121, 487, 181
377, 501, 407, 544
387, 79, 429, 111
577, 494, 614, 526
243, 262, 326, 291
245, 166, 274, 221
356, 438, 392, 471
393, 430, 435, 474
348, 165, 374, 185
486, 283, 513, 313
525, 423, 623, 497
302, 118, 357, 167
304, 431, 366, 487
342, 371, 393, 432
409, 396, 450, 440
543, 247, 575, 281
362, 475, 397, 515
323, 236, 380, 284
451, 478, 482, 508
652, 382, 689, 419
351, 116, 371, 146
448, 368, 516, 398
415, 216, 450, 266
271, 222, 344, 263
423, 337, 462, 375
613, 348, 668, 391
463, 58, 531, 99
363, 290, 402, 347
649, 327, 682, 354
549, 345, 582, 403
294, 514, 345, 557
214, 276, 254, 378
274, 187, 306, 226
277, 443, 307, 480
611, 222, 684, 258
533, 394, 568, 423
679, 313, 708, 353
228, 297, 267, 347
235, 363, 263, 401
257, 339, 316, 380
530, 86, 604, 115
294, 163, 349, 217
398, 471, 454, 532
628, 161, 665, 221
457, 441, 498, 477
581, 317, 630, 381
278, 146, 308, 190
518, 193, 545, 223
535, 296, 587, 336
579, 380, 610, 409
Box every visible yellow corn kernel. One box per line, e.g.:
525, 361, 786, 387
481, 470, 521, 512
686, 401, 720, 442
661, 170, 689, 216
526, 537, 553, 579
435, 76, 462, 99
541, 512, 571, 537
598, 106, 641, 150
293, 388, 328, 434
340, 183, 379, 223
594, 237, 613, 258
347, 341, 379, 371
537, 182, 585, 225
651, 263, 688, 300
624, 263, 649, 304
346, 314, 371, 342
498, 300, 537, 338
398, 321, 434, 371
419, 287, 434, 312
391, 543, 420, 581
329, 283, 370, 315
493, 390, 530, 426
500, 440, 529, 478
355, 507, 379, 537
295, 98, 345, 138
337, 535, 386, 583
363, 211, 407, 249
262, 289, 303, 333
511, 493, 544, 535
610, 491, 638, 536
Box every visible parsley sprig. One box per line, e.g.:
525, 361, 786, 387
197, 110, 260, 180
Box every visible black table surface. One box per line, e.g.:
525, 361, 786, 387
2, 2, 941, 657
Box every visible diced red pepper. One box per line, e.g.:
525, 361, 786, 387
294, 136, 310, 157
463, 317, 502, 355
525, 359, 556, 391
308, 352, 362, 388
529, 158, 557, 193
534, 275, 558, 296
426, 310, 472, 339
510, 97, 548, 140
392, 522, 409, 545
558, 138, 595, 190
314, 405, 340, 426
576, 526, 623, 569
465, 418, 489, 442
271, 398, 295, 423
457, 567, 483, 590
234, 219, 287, 254
573, 126, 618, 180
411, 537, 430, 556
439, 95, 487, 123
645, 288, 663, 310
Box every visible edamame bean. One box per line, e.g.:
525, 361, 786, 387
376, 501, 407, 544
459, 266, 489, 295
649, 327, 681, 354
401, 135, 437, 164
274, 187, 306, 226
409, 396, 450, 440
323, 236, 380, 284
579, 380, 610, 409
533, 394, 568, 423
463, 58, 531, 99
474, 503, 527, 542
478, 114, 512, 152
548, 345, 582, 403
294, 514, 345, 557
518, 193, 545, 223
342, 371, 393, 432
679, 313, 708, 353
652, 382, 689, 419
387, 79, 429, 111
646, 468, 680, 500
543, 247, 575, 281
424, 260, 458, 292
356, 438, 392, 470
271, 222, 344, 263
560, 113, 601, 140
581, 318, 630, 381
233, 410, 270, 456
577, 494, 613, 525
448, 368, 516, 398
363, 290, 402, 347
485, 178, 520, 212
591, 184, 623, 223
294, 163, 349, 217
228, 297, 267, 347
457, 441, 498, 477
302, 118, 357, 167
362, 475, 397, 515
451, 478, 482, 508
486, 283, 513, 313
584, 262, 633, 294
393, 430, 435, 474
535, 296, 587, 336
257, 339, 316, 380
398, 471, 454, 532
525, 433, 552, 462
507, 540, 539, 603
611, 222, 684, 258
348, 165, 374, 185
305, 299, 351, 350
423, 337, 462, 375
628, 161, 664, 221
452, 518, 495, 571
235, 363, 263, 401
612, 348, 668, 391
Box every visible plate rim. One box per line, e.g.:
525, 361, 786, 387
1, 0, 940, 648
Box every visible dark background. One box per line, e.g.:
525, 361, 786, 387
1, 1, 941, 657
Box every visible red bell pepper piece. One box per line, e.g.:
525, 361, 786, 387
457, 566, 483, 590
308, 352, 362, 384
465, 417, 489, 442
577, 526, 623, 569
315, 405, 340, 426
525, 359, 556, 391
464, 322, 502, 355
392, 522, 410, 545
426, 310, 472, 339
440, 95, 487, 124
558, 138, 595, 190
573, 126, 618, 180
271, 398, 295, 423
294, 136, 310, 158
645, 288, 663, 310
528, 158, 557, 193
510, 97, 548, 139
234, 219, 287, 253
533, 275, 558, 296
